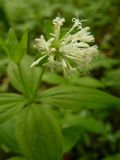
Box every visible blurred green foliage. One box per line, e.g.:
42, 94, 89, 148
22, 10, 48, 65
0, 0, 120, 160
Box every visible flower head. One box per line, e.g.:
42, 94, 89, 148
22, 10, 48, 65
31, 16, 99, 76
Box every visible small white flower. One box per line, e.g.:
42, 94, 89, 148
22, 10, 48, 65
33, 35, 55, 53
53, 17, 65, 26
53, 17, 65, 40
30, 55, 47, 67
31, 16, 99, 76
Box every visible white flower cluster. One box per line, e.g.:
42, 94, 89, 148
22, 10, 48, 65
31, 16, 99, 75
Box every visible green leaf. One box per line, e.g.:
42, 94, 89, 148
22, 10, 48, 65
0, 28, 28, 63
104, 153, 120, 160
62, 126, 82, 153
0, 38, 10, 56
5, 28, 19, 60
70, 76, 105, 88
14, 29, 28, 63
62, 113, 109, 152
16, 104, 63, 160
7, 55, 42, 99
39, 86, 120, 110
0, 117, 20, 153
103, 68, 120, 87
93, 54, 119, 69
42, 72, 104, 88
42, 72, 68, 85
0, 93, 26, 124
8, 157, 26, 160
62, 114, 109, 134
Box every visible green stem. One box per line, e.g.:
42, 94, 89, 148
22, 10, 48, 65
17, 63, 30, 99
33, 67, 45, 99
